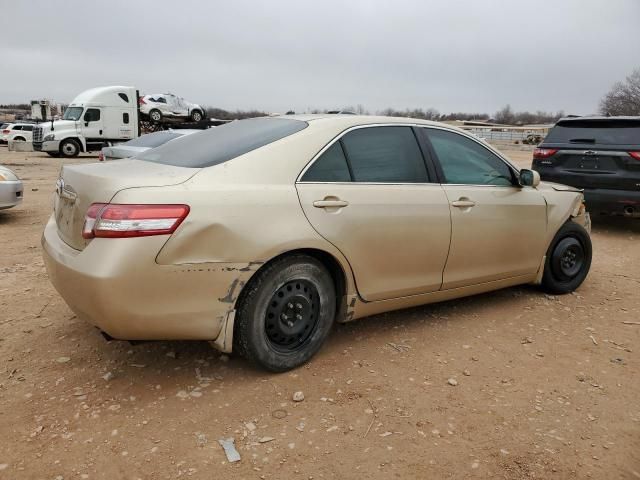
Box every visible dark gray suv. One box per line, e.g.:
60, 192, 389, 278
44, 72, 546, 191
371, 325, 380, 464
532, 117, 640, 217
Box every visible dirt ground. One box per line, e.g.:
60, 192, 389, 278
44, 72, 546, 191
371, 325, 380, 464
0, 145, 638, 480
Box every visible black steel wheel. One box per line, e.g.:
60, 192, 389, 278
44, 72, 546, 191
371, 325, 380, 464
541, 221, 592, 294
234, 255, 336, 372
265, 280, 320, 353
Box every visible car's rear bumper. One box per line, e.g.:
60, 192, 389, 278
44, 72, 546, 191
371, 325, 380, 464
581, 188, 640, 217
41, 215, 257, 344
0, 180, 23, 209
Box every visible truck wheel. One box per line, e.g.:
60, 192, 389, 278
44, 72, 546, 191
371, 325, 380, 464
149, 109, 162, 123
191, 110, 203, 122
233, 254, 336, 372
60, 139, 81, 158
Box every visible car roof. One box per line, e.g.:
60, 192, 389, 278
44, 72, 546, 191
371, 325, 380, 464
556, 115, 640, 123
275, 114, 463, 132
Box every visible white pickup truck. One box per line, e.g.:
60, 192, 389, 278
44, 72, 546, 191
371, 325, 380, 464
33, 86, 215, 158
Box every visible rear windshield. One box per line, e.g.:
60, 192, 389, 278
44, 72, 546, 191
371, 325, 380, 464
125, 131, 183, 148
136, 117, 308, 168
545, 119, 640, 145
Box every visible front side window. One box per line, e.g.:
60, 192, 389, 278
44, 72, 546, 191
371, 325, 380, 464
84, 108, 101, 122
302, 142, 351, 182
63, 107, 83, 121
341, 126, 428, 183
425, 129, 514, 186
22, 125, 33, 131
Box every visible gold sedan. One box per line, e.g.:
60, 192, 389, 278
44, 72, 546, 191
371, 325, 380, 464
42, 115, 592, 371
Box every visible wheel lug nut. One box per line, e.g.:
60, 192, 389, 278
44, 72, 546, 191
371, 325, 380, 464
287, 302, 294, 309
287, 321, 294, 327
296, 303, 302, 310
296, 314, 302, 320
280, 313, 288, 320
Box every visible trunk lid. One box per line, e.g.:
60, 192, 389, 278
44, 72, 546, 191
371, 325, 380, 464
54, 159, 198, 250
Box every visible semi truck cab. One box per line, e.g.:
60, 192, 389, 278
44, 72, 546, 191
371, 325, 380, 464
33, 86, 138, 157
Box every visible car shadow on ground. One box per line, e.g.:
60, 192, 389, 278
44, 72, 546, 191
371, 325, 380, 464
76, 282, 531, 379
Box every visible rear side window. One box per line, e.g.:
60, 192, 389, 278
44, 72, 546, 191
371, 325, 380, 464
426, 128, 514, 186
545, 119, 640, 145
12, 125, 22, 131
341, 126, 428, 183
302, 142, 351, 182
118, 93, 129, 103
137, 118, 308, 168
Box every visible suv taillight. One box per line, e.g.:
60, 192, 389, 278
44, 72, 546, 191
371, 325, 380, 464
82, 203, 190, 239
2, 130, 9, 134
533, 148, 558, 160
628, 151, 640, 161
138, 97, 146, 105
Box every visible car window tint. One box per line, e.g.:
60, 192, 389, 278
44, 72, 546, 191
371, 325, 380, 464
137, 118, 308, 168
13, 126, 22, 130
340, 126, 427, 183
426, 129, 513, 186
84, 108, 101, 122
118, 93, 129, 103
545, 119, 640, 145
302, 142, 351, 182
22, 125, 33, 131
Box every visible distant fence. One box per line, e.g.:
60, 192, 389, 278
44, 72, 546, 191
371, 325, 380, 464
459, 126, 551, 144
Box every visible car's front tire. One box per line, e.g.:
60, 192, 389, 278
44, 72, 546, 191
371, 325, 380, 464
191, 110, 203, 122
233, 255, 336, 372
541, 221, 592, 294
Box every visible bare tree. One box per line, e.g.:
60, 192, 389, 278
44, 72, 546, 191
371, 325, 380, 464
494, 104, 514, 124
599, 68, 640, 116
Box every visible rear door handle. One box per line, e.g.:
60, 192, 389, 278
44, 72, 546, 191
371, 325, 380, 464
451, 199, 476, 208
313, 199, 349, 208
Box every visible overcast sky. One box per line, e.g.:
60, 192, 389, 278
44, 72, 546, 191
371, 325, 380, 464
2, 0, 638, 115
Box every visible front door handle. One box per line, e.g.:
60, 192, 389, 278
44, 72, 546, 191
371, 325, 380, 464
313, 199, 349, 208
451, 198, 476, 208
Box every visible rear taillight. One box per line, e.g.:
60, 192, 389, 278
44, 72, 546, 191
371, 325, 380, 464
97, 151, 104, 161
533, 148, 558, 159
2, 130, 9, 134
628, 151, 640, 160
82, 203, 189, 239
138, 97, 146, 105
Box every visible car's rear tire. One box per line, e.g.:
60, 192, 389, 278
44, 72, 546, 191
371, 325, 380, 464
191, 110, 203, 122
540, 221, 592, 294
59, 139, 81, 158
233, 255, 336, 372
149, 109, 162, 123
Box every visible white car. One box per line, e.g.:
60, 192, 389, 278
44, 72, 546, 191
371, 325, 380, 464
1, 123, 34, 143
138, 93, 205, 123
99, 129, 201, 161
0, 165, 23, 210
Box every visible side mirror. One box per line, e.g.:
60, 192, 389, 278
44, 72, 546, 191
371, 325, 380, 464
84, 122, 89, 127
519, 169, 540, 188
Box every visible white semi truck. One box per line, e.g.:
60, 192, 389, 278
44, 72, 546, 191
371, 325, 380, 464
33, 86, 216, 158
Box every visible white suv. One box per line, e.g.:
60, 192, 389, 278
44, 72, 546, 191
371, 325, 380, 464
138, 93, 205, 123
1, 123, 35, 143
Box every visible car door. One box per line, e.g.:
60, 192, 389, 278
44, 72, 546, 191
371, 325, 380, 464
296, 125, 451, 302
420, 127, 547, 290
82, 108, 104, 140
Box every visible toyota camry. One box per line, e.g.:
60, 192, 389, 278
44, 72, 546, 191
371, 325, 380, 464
42, 115, 592, 371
